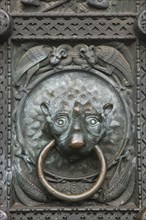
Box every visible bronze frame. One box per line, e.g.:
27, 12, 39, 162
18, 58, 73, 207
0, 0, 146, 219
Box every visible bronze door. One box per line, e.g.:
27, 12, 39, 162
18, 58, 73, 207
0, 0, 146, 219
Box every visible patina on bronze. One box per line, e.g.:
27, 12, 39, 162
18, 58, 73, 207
12, 62, 135, 207
1, 0, 146, 218
37, 140, 106, 202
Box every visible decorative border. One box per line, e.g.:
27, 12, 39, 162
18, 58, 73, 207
12, 15, 136, 40
9, 43, 141, 218
0, 0, 12, 213
0, 0, 145, 219
140, 41, 146, 208
136, 39, 143, 210
10, 209, 138, 220
0, 42, 8, 209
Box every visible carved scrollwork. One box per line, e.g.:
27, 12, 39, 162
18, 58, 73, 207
12, 43, 136, 207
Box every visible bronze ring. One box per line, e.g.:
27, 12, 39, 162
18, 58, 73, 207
37, 140, 106, 202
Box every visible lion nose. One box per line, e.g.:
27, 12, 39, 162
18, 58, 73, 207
68, 133, 84, 149
73, 121, 81, 132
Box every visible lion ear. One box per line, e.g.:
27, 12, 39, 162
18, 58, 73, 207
60, 48, 68, 58
89, 45, 96, 53
80, 47, 86, 58
40, 102, 50, 116
103, 103, 113, 115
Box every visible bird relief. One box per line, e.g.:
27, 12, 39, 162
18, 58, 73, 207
12, 43, 136, 207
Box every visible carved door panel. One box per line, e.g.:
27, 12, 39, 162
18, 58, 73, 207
0, 1, 146, 219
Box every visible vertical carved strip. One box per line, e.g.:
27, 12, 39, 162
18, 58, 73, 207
7, 0, 11, 13
136, 40, 142, 209
7, 39, 12, 209
140, 42, 146, 208
136, 40, 142, 208
0, 42, 8, 208
136, 0, 140, 13
0, 0, 11, 212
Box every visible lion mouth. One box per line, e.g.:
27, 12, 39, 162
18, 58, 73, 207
58, 149, 85, 162
64, 148, 93, 163
44, 147, 99, 180
67, 153, 83, 162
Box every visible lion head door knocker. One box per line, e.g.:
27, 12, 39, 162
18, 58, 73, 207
37, 101, 112, 201
12, 44, 136, 207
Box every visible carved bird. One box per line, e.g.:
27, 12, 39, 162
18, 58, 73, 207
80, 45, 134, 86
96, 148, 135, 203
14, 45, 51, 88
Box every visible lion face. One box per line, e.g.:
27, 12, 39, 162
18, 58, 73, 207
41, 101, 113, 162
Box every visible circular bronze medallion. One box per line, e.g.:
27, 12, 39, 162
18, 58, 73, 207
21, 70, 128, 180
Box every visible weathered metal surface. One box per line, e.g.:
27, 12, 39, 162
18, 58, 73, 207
12, 44, 135, 206
0, 0, 146, 219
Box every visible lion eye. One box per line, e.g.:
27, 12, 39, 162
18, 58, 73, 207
54, 116, 68, 127
86, 116, 100, 127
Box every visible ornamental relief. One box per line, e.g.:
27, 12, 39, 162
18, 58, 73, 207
12, 43, 137, 207
12, 0, 136, 13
